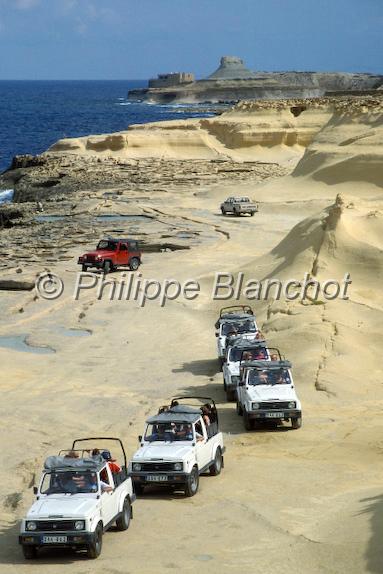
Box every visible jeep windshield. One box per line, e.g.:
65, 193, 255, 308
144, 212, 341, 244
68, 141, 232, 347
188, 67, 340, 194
229, 347, 267, 362
248, 369, 291, 386
144, 423, 193, 442
222, 321, 256, 335
40, 470, 99, 494
96, 240, 118, 250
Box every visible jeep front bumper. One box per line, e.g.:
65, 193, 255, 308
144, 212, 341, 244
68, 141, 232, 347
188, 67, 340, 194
19, 531, 96, 547
78, 259, 103, 269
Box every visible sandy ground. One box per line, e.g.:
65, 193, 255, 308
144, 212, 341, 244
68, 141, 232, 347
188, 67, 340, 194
1, 99, 383, 573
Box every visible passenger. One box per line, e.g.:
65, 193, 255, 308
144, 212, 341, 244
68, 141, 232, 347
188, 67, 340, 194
258, 371, 269, 385
194, 422, 204, 442
242, 351, 252, 361
175, 424, 193, 440
275, 371, 288, 385
270, 353, 279, 361
201, 406, 211, 427
64, 450, 79, 459
101, 450, 121, 474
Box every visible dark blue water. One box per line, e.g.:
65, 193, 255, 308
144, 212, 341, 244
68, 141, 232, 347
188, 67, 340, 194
0, 80, 216, 173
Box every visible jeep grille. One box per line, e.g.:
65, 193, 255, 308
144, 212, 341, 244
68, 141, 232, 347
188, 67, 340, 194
138, 462, 174, 472
33, 520, 77, 531
260, 402, 291, 409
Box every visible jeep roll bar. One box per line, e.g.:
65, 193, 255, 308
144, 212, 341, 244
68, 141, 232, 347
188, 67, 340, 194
219, 305, 253, 318
170, 396, 219, 426
239, 347, 283, 363
71, 437, 127, 470
226, 336, 266, 349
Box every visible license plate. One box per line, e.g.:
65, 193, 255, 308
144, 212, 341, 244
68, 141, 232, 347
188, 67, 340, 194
146, 475, 168, 482
42, 536, 67, 544
266, 412, 284, 418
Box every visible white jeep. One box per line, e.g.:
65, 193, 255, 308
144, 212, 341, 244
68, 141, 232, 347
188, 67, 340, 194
19, 437, 135, 560
129, 397, 225, 497
236, 360, 302, 431
223, 337, 273, 402
215, 307, 258, 368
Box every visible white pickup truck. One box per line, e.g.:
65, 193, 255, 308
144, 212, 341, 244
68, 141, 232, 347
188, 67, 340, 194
220, 196, 258, 216
129, 397, 225, 497
236, 360, 302, 431
223, 337, 272, 401
19, 438, 135, 560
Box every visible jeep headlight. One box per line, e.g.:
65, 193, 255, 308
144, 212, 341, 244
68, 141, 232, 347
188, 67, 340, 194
288, 401, 296, 409
252, 402, 260, 410
26, 521, 37, 531
74, 520, 85, 531
174, 462, 183, 471
231, 376, 240, 385
133, 463, 141, 472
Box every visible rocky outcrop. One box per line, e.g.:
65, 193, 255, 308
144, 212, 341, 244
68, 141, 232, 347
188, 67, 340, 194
128, 56, 383, 104
43, 96, 383, 168
207, 56, 257, 80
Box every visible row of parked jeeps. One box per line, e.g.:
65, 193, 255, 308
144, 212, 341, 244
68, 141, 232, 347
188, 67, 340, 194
19, 306, 301, 561
216, 305, 302, 430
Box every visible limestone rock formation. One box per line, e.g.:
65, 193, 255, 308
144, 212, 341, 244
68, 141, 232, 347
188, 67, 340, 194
207, 56, 257, 80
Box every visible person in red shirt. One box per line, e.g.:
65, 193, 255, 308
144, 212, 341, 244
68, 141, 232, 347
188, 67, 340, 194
101, 450, 121, 474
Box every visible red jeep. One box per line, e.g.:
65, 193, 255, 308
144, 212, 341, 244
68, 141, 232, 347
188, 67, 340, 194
78, 238, 141, 274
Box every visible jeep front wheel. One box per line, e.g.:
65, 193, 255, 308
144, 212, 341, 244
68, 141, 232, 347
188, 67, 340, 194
210, 448, 223, 476
134, 483, 144, 496
226, 388, 236, 402
221, 207, 226, 215
86, 525, 103, 559
129, 257, 140, 271
236, 401, 243, 416
116, 499, 131, 531
103, 260, 111, 275
184, 466, 199, 497
81, 264, 87, 272
291, 416, 302, 430
243, 409, 254, 431
22, 545, 37, 560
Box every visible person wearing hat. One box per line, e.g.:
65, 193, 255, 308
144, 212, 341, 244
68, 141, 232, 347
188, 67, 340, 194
101, 450, 121, 474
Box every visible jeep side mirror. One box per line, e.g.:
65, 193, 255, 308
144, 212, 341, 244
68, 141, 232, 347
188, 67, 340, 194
238, 381, 245, 387
33, 486, 38, 495
138, 435, 142, 442
215, 333, 219, 337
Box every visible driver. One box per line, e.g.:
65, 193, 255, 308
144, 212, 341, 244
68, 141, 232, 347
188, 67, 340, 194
258, 371, 269, 384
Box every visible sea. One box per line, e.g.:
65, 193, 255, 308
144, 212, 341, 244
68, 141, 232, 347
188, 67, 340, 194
0, 80, 218, 202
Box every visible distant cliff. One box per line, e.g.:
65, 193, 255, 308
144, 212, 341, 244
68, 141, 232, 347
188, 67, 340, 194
128, 64, 383, 104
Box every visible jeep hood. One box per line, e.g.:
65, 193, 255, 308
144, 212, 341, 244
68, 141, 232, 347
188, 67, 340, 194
134, 443, 192, 461
27, 497, 98, 519
246, 385, 297, 401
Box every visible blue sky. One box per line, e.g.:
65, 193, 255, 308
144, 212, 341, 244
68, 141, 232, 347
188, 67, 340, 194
0, 0, 381, 79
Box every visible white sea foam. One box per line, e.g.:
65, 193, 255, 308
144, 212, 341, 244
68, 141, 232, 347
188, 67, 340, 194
0, 189, 13, 204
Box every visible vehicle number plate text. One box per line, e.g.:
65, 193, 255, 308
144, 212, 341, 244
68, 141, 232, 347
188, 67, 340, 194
146, 475, 168, 482
42, 536, 67, 544
266, 412, 284, 418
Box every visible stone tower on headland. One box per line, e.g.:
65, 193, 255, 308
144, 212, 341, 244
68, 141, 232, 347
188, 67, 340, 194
207, 56, 257, 80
